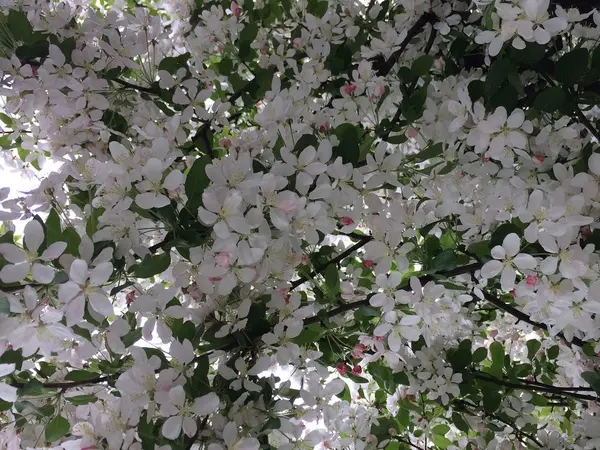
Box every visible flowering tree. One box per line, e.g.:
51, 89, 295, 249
1, 0, 600, 448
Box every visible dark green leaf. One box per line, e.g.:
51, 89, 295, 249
526, 339, 541, 360
482, 390, 502, 413
64, 370, 98, 382
534, 87, 566, 113
185, 155, 212, 212
555, 48, 589, 85
413, 142, 443, 162
411, 55, 434, 76
131, 252, 170, 278
66, 395, 98, 405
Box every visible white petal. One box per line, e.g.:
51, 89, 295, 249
64, 295, 85, 326
503, 233, 521, 257
0, 363, 15, 378
183, 417, 197, 438
540, 256, 558, 275
237, 438, 260, 450
500, 267, 516, 291
481, 260, 503, 279
223, 422, 238, 446
90, 262, 113, 285
69, 259, 89, 285
513, 253, 536, 270
0, 383, 17, 403
40, 242, 67, 261
491, 245, 506, 260
0, 262, 30, 283
32, 263, 55, 284
0, 244, 26, 263
24, 220, 44, 254
193, 392, 220, 415
163, 170, 183, 190
89, 292, 113, 317
589, 153, 600, 176
58, 281, 82, 304
162, 416, 183, 440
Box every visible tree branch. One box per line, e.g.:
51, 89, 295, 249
290, 235, 373, 290
472, 372, 597, 402
481, 291, 585, 347
11, 375, 114, 389
371, 12, 437, 77
113, 78, 156, 94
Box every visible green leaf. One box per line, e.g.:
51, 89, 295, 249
45, 415, 70, 442
158, 53, 190, 75
555, 48, 589, 85
432, 435, 452, 449
45, 209, 62, 246
333, 123, 360, 164
472, 347, 487, 364
0, 297, 10, 315
467, 240, 491, 259
66, 394, 98, 405
534, 87, 566, 113
185, 155, 211, 212
581, 371, 600, 395
432, 250, 457, 272
452, 412, 470, 432
433, 424, 450, 435
413, 142, 443, 162
323, 264, 340, 297
64, 370, 98, 382
526, 339, 541, 360
131, 252, 170, 278
307, 0, 328, 17
411, 55, 434, 77
482, 390, 502, 413
238, 23, 258, 61
547, 345, 559, 360
484, 58, 516, 98
293, 134, 319, 154
61, 227, 81, 257
489, 341, 505, 378
6, 10, 33, 42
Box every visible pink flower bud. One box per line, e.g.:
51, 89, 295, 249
489, 329, 498, 338
510, 289, 516, 298
363, 259, 374, 268
336, 362, 348, 375
126, 290, 136, 305
231, 1, 241, 16
476, 422, 485, 433
375, 85, 386, 96
405, 128, 417, 139
375, 335, 384, 342
352, 364, 362, 375
433, 56, 445, 71
526, 275, 538, 287
293, 38, 302, 49
343, 83, 357, 95
208, 276, 222, 282
534, 152, 544, 163
341, 216, 354, 226
482, 156, 490, 162
219, 138, 232, 149
302, 254, 309, 265
319, 122, 329, 133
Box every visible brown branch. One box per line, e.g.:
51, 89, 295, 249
113, 78, 156, 94
371, 12, 437, 77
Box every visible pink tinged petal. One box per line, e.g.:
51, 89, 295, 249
142, 318, 156, 340
481, 260, 503, 279
24, 220, 44, 254
89, 292, 113, 317
69, 259, 89, 285
502, 233, 521, 257
162, 416, 183, 440
169, 386, 186, 407
39, 241, 67, 261
0, 383, 17, 403
513, 253, 536, 270
0, 262, 30, 283
32, 263, 55, 284
0, 244, 26, 263
183, 417, 197, 438
193, 392, 220, 415
500, 267, 516, 291
64, 295, 85, 326
90, 262, 113, 285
